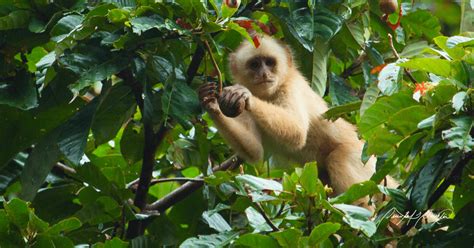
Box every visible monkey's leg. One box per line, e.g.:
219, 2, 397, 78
325, 145, 376, 208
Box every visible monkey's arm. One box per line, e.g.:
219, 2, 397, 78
209, 111, 264, 163
248, 97, 309, 150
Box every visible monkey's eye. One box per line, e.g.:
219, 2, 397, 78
265, 57, 276, 67
249, 60, 260, 70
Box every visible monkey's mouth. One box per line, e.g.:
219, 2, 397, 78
257, 79, 275, 84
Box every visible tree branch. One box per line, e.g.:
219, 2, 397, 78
387, 34, 418, 84
128, 177, 204, 192
254, 202, 280, 232
146, 156, 243, 212
186, 45, 206, 85
203, 40, 223, 93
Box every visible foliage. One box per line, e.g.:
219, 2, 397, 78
0, 0, 472, 247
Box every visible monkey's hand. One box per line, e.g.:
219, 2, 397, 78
219, 85, 251, 118
198, 83, 221, 115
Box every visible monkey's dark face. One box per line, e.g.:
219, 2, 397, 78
246, 55, 278, 85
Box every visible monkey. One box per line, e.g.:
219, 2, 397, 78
199, 35, 387, 207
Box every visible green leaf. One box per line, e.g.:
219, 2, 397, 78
401, 10, 441, 40
387, 105, 433, 136
0, 10, 30, 30
4, 198, 30, 230
359, 92, 418, 139
59, 46, 129, 94
180, 232, 239, 248
162, 80, 199, 130
441, 116, 474, 152
360, 83, 380, 117
50, 14, 83, 38
366, 126, 403, 155
452, 91, 467, 112
244, 207, 273, 232
410, 152, 447, 210
92, 84, 136, 145
46, 217, 81, 235
0, 69, 38, 110
323, 101, 361, 121
130, 15, 187, 35
270, 228, 303, 247
107, 9, 129, 24
328, 73, 359, 106
58, 99, 99, 165
446, 36, 474, 48
202, 211, 232, 233
308, 222, 341, 246
398, 58, 451, 77
377, 62, 402, 96
453, 162, 474, 213
236, 234, 280, 247
311, 38, 329, 96
120, 121, 144, 165
333, 204, 376, 237
433, 36, 465, 60
399, 41, 430, 58
330, 181, 379, 204
235, 175, 282, 192
0, 153, 26, 194
19, 129, 62, 201
299, 162, 320, 196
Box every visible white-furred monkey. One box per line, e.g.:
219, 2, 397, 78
199, 35, 392, 208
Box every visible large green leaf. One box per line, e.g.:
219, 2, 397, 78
410, 152, 447, 210
120, 121, 144, 165
398, 58, 451, 77
19, 129, 62, 201
308, 222, 341, 246
330, 181, 379, 204
270, 229, 303, 247
377, 62, 402, 96
202, 211, 231, 233
387, 105, 433, 136
180, 232, 239, 248
91, 84, 136, 145
299, 162, 323, 197
0, 69, 38, 110
311, 38, 329, 96
401, 10, 441, 40
58, 45, 129, 94
58, 99, 99, 165
0, 10, 30, 30
161, 80, 200, 130
235, 233, 279, 247
328, 73, 359, 105
359, 92, 418, 138
324, 101, 361, 121
333, 204, 376, 237
0, 152, 25, 194
441, 116, 474, 152
235, 175, 282, 192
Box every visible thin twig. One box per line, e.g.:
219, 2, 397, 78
128, 177, 204, 191
254, 202, 280, 232
203, 40, 223, 93
147, 156, 243, 212
55, 162, 77, 174
341, 52, 366, 79
387, 34, 418, 84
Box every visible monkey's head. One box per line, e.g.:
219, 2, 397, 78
229, 35, 293, 97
